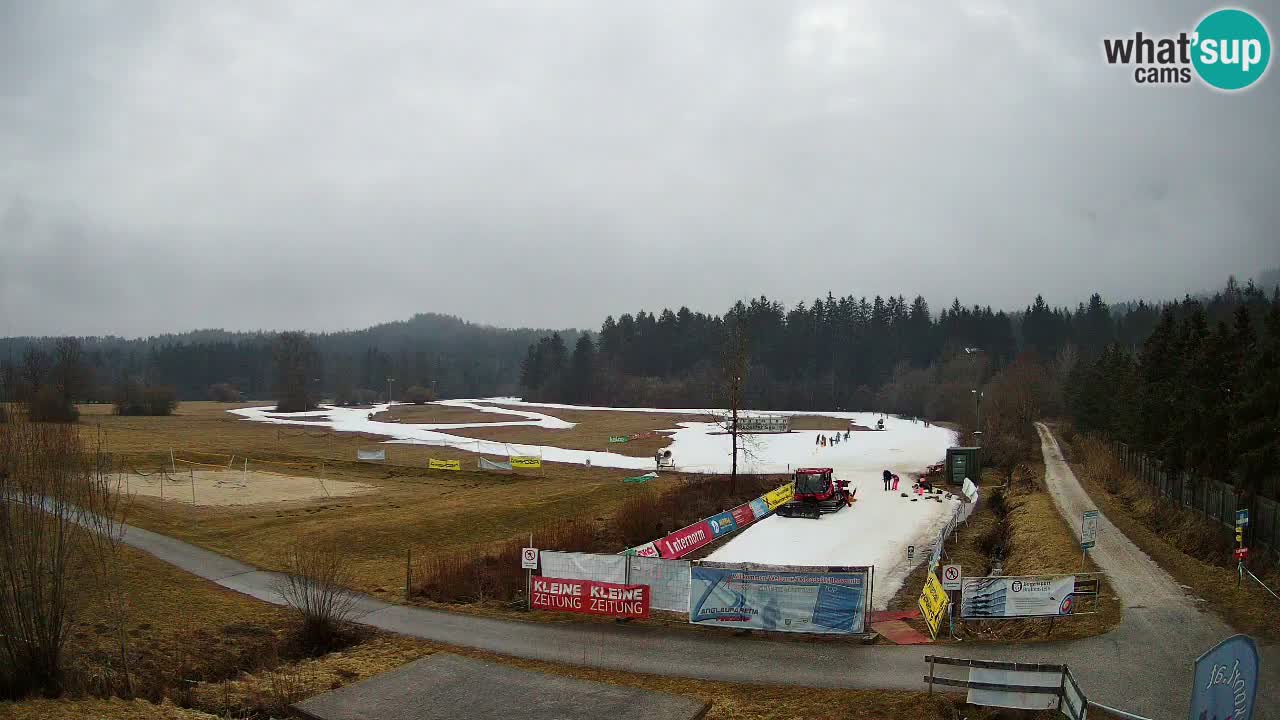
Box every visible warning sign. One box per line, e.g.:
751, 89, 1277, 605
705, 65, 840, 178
917, 571, 950, 640
521, 547, 539, 570
941, 564, 962, 591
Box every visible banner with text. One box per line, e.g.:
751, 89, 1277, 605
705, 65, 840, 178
531, 577, 649, 618
428, 458, 461, 471
960, 575, 1076, 619
763, 483, 795, 510
689, 563, 870, 634
657, 520, 714, 559
509, 455, 542, 469
539, 551, 627, 585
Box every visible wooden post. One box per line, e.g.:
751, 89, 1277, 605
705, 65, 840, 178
170, 449, 176, 474
191, 468, 196, 506
405, 547, 412, 601
927, 656, 935, 694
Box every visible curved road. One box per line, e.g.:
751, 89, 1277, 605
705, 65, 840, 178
117, 426, 1277, 719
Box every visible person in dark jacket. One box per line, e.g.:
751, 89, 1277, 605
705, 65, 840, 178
883, 469, 892, 491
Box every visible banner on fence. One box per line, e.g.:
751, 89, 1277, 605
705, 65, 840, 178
531, 577, 649, 618
730, 503, 757, 528
960, 576, 1075, 619
657, 520, 714, 559
509, 455, 542, 469
608, 436, 630, 444
962, 477, 978, 503
356, 449, 386, 461
918, 571, 950, 639
539, 551, 627, 584
763, 483, 795, 510
749, 497, 769, 518
689, 563, 870, 634
627, 556, 691, 613
479, 457, 512, 471
623, 541, 660, 558
707, 511, 737, 537
428, 458, 461, 471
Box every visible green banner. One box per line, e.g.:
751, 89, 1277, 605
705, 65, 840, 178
608, 435, 630, 444
624, 472, 657, 483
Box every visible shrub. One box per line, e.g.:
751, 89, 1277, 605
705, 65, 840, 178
113, 381, 178, 416
275, 539, 357, 653
352, 389, 378, 405
208, 383, 242, 402
403, 385, 434, 405
27, 384, 78, 423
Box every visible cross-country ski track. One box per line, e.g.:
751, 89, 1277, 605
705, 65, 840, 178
116, 422, 1278, 719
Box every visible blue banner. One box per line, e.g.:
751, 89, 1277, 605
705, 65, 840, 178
689, 564, 868, 634
749, 498, 769, 518
1189, 634, 1259, 720
706, 511, 737, 537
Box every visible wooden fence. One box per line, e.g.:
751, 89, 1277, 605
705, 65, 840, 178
1115, 442, 1279, 562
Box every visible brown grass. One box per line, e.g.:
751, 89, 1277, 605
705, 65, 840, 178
1067, 432, 1280, 641
788, 415, 858, 431
887, 464, 1121, 643
370, 403, 512, 425
445, 403, 715, 458
81, 402, 660, 601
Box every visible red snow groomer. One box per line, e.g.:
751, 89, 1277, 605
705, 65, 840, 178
777, 467, 854, 519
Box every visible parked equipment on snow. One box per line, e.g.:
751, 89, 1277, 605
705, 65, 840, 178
777, 467, 853, 519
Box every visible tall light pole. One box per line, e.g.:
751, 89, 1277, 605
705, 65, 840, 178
971, 388, 983, 446
387, 377, 395, 405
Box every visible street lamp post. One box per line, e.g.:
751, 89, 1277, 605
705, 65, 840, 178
387, 377, 395, 405
971, 388, 983, 446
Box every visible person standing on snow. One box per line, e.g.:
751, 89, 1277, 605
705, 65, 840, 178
883, 469, 892, 491
892, 473, 900, 491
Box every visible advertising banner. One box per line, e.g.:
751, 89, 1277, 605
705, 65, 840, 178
960, 576, 1076, 619
623, 541, 660, 558
608, 436, 630, 444
479, 457, 512, 471
428, 458, 461, 471
706, 511, 737, 537
627, 556, 690, 613
539, 551, 627, 585
689, 563, 869, 634
356, 449, 386, 461
730, 503, 757, 528
509, 455, 542, 469
1081, 510, 1099, 549
763, 483, 795, 510
656, 521, 714, 559
530, 577, 649, 618
917, 572, 950, 639
1188, 634, 1259, 720
749, 498, 770, 518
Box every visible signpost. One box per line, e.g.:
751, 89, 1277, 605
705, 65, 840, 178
1080, 510, 1099, 571
522, 540, 537, 609
1234, 510, 1248, 586
907, 545, 916, 561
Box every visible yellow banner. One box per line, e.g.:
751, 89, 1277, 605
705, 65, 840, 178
428, 458, 461, 471
763, 482, 795, 511
509, 455, 542, 469
917, 571, 950, 639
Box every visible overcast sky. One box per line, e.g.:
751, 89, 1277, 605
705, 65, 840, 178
2, 1, 1277, 337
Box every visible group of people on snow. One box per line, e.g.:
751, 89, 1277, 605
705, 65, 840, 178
815, 430, 852, 448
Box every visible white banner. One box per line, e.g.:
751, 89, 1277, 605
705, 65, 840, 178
966, 668, 1062, 711
357, 449, 386, 461
962, 477, 978, 503
479, 457, 513, 471
960, 575, 1076, 618
627, 556, 690, 613
539, 551, 627, 585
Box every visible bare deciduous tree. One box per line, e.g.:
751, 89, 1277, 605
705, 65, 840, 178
0, 412, 124, 698
275, 538, 358, 651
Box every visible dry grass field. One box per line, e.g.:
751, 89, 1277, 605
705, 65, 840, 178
444, 403, 715, 458
80, 402, 670, 599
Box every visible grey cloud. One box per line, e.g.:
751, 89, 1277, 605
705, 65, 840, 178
2, 0, 1277, 337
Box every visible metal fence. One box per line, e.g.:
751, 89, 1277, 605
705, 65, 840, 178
540, 551, 690, 613
1115, 442, 1279, 561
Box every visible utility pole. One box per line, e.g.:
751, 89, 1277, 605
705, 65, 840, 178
387, 377, 395, 405
971, 388, 983, 446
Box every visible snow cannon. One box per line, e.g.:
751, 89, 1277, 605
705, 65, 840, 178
655, 449, 674, 469
777, 468, 853, 519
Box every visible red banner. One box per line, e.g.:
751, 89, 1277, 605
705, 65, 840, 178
530, 577, 649, 618
656, 520, 714, 559
730, 503, 756, 528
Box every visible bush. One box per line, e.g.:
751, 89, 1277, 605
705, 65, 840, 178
275, 539, 357, 653
27, 385, 78, 423
403, 385, 434, 405
114, 381, 178, 416
352, 389, 378, 405
208, 383, 242, 402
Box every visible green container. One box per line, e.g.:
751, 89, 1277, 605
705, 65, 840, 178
946, 447, 980, 486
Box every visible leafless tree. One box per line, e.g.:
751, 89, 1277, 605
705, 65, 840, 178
0, 412, 125, 698
274, 538, 358, 650
720, 318, 761, 494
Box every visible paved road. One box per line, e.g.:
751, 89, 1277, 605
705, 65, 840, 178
114, 427, 1277, 719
